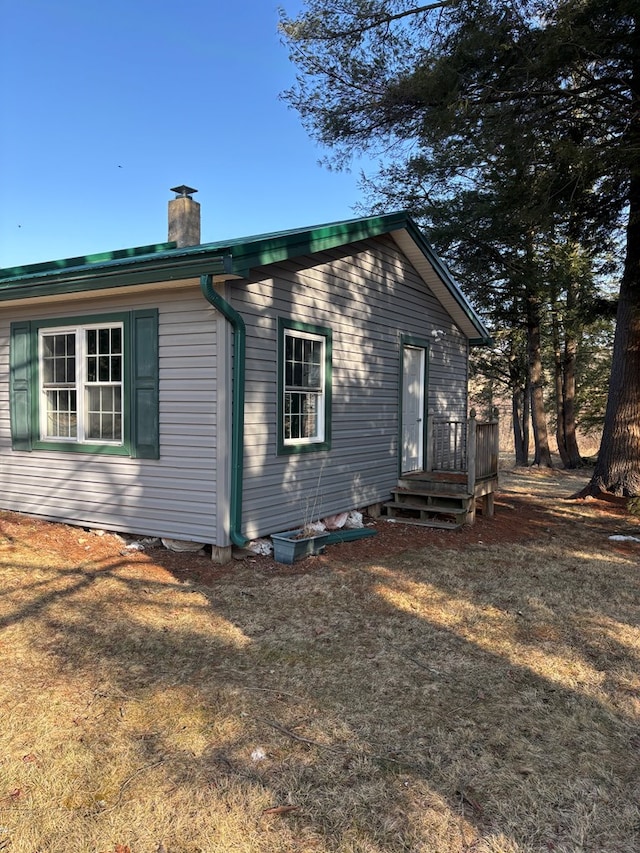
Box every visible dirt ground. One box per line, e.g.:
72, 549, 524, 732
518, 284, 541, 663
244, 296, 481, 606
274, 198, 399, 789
1, 465, 639, 587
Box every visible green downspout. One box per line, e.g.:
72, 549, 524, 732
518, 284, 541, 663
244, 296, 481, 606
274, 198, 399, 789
200, 273, 248, 548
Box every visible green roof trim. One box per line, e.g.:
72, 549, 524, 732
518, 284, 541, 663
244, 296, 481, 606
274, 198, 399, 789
0, 241, 178, 282
0, 211, 490, 343
216, 212, 410, 276
0, 245, 233, 300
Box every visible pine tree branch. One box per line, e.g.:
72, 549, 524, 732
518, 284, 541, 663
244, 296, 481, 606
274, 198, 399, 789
281, 2, 451, 43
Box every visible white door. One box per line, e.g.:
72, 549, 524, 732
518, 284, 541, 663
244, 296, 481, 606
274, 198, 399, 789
401, 346, 426, 473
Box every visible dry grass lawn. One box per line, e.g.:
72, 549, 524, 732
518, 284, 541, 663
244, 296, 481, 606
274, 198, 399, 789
0, 467, 639, 852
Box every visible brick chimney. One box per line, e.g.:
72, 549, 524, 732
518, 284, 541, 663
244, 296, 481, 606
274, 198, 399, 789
168, 185, 200, 247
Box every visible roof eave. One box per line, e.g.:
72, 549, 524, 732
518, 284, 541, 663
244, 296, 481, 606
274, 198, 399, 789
223, 212, 411, 278
0, 249, 236, 302
0, 212, 491, 347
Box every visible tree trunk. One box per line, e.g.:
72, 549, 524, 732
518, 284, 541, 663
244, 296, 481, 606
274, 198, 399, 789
551, 295, 584, 469
584, 28, 640, 496
508, 338, 529, 465
586, 190, 640, 494
561, 232, 585, 468
562, 329, 583, 467
551, 305, 571, 466
527, 292, 553, 467
512, 386, 528, 466
523, 377, 530, 463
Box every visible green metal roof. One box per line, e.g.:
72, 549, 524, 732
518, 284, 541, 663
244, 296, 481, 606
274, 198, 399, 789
0, 212, 490, 343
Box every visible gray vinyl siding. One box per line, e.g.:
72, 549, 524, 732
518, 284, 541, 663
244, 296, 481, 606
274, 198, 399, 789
0, 286, 220, 543
233, 235, 469, 539
0, 234, 473, 546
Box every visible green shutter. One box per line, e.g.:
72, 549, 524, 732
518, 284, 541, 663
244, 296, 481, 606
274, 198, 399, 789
10, 321, 33, 451
130, 309, 159, 459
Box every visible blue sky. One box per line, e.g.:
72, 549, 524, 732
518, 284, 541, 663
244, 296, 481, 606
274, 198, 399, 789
0, 0, 371, 268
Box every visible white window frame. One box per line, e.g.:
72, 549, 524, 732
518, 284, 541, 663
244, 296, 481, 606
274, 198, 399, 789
283, 328, 326, 446
38, 322, 124, 446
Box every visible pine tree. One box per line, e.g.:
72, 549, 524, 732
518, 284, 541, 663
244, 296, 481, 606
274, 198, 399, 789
281, 0, 640, 492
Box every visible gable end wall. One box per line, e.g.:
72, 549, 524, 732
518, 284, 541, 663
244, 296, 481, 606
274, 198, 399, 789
233, 235, 469, 539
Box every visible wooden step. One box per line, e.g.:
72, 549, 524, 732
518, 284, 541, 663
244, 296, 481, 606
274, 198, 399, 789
402, 471, 466, 483
386, 499, 467, 518
391, 488, 473, 509
384, 500, 467, 529
389, 499, 469, 515
386, 516, 463, 530
393, 486, 471, 500
397, 478, 469, 495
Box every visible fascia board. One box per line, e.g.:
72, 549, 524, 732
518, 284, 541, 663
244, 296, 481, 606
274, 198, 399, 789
0, 214, 404, 298
225, 212, 410, 277
0, 251, 235, 302
0, 211, 491, 347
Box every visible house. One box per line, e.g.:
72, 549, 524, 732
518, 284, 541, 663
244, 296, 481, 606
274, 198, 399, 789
0, 188, 494, 562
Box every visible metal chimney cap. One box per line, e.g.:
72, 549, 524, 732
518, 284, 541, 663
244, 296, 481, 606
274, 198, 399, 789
170, 185, 198, 198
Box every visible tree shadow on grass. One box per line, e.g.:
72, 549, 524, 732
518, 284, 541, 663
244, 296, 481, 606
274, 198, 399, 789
0, 515, 639, 852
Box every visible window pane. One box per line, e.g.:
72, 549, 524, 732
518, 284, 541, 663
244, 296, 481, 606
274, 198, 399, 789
87, 356, 97, 383
303, 338, 312, 364
45, 389, 77, 438
98, 355, 110, 382
42, 333, 75, 386
98, 328, 110, 353
302, 393, 317, 437
86, 385, 122, 441
43, 360, 53, 383
285, 333, 323, 391
42, 337, 54, 358
87, 329, 97, 355
111, 355, 121, 382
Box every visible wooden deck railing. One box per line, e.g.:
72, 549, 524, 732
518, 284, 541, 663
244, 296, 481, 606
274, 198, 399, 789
426, 409, 499, 490
426, 418, 468, 472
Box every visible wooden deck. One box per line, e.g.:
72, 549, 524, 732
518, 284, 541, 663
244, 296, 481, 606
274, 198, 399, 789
385, 410, 499, 528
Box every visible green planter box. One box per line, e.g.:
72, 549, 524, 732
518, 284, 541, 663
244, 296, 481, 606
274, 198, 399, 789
271, 529, 330, 564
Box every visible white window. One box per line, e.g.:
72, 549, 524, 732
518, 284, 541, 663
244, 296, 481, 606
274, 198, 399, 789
39, 324, 123, 444
283, 329, 326, 444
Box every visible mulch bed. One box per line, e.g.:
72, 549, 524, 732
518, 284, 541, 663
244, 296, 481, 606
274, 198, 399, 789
2, 485, 638, 590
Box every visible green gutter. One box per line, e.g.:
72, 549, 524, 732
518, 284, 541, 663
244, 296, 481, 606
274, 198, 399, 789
0, 251, 232, 301
200, 274, 248, 548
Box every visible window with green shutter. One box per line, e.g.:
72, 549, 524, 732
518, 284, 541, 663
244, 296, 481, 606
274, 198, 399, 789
9, 309, 159, 458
